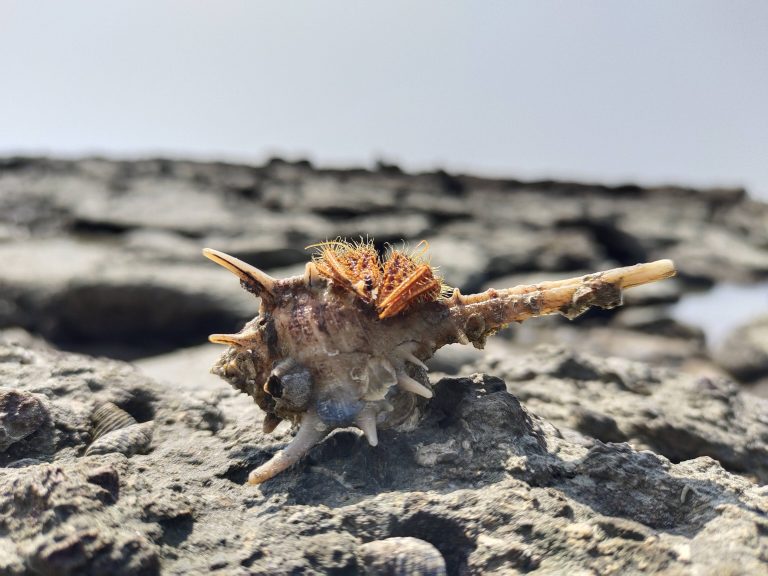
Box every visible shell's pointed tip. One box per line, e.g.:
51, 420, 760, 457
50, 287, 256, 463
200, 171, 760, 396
356, 413, 379, 446
619, 259, 678, 289
209, 333, 244, 346
201, 247, 277, 295
201, 247, 227, 263
660, 259, 676, 276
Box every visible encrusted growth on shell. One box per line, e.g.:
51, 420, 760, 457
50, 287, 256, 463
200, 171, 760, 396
311, 239, 448, 318
203, 239, 676, 484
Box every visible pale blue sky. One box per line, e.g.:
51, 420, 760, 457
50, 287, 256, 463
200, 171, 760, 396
2, 1, 767, 197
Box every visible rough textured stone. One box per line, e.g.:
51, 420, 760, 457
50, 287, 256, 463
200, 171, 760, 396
2, 157, 767, 364
0, 339, 766, 575
715, 314, 768, 383
2, 156, 768, 574
480, 346, 768, 484
0, 390, 48, 452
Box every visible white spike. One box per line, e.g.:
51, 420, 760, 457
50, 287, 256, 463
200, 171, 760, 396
394, 342, 428, 370
355, 408, 379, 447
303, 261, 319, 287
247, 411, 326, 484
397, 372, 433, 399
406, 353, 427, 370
401, 350, 427, 370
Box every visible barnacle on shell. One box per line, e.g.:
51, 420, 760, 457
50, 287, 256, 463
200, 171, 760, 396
203, 239, 676, 484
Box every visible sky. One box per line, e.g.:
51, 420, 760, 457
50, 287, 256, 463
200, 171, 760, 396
1, 1, 767, 198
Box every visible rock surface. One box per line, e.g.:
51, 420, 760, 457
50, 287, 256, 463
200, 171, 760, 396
1, 337, 767, 575
1, 157, 767, 367
2, 156, 768, 574
715, 314, 768, 383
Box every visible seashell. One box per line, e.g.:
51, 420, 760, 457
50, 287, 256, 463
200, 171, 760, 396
87, 401, 153, 457
85, 421, 154, 457
90, 402, 137, 440
203, 239, 676, 483
359, 537, 447, 576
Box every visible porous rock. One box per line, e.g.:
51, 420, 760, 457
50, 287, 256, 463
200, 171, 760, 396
2, 157, 767, 363
714, 314, 768, 383
0, 389, 48, 452
481, 345, 768, 484
0, 339, 766, 575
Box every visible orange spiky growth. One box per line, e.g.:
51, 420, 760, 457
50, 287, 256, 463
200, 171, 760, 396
311, 239, 382, 303
311, 239, 446, 318
376, 244, 444, 319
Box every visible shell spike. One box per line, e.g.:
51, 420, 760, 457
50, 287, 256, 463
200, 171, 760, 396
303, 261, 320, 287
209, 333, 250, 346
247, 411, 327, 485
202, 248, 277, 297
396, 372, 433, 399
453, 260, 676, 308
394, 343, 428, 370
355, 407, 379, 446
444, 260, 677, 346
262, 413, 282, 434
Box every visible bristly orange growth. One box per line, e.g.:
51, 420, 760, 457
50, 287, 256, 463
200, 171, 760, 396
312, 239, 382, 304
310, 239, 446, 319
376, 243, 444, 319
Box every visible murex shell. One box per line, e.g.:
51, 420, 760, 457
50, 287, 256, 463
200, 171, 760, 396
204, 239, 676, 484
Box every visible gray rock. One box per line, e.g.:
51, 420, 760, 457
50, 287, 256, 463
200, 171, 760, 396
481, 346, 768, 484
0, 341, 766, 575
2, 156, 768, 366
0, 390, 48, 452
714, 314, 768, 382
2, 155, 768, 574
422, 237, 491, 292
0, 238, 257, 358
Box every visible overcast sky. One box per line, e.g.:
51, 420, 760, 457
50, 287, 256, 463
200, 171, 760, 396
2, 1, 767, 198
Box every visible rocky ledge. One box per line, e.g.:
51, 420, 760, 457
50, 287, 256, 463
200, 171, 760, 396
1, 336, 766, 575
1, 156, 767, 379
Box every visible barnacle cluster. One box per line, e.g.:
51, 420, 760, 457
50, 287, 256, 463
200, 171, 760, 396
204, 239, 676, 484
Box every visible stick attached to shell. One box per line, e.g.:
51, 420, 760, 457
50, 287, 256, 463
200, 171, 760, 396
203, 239, 676, 484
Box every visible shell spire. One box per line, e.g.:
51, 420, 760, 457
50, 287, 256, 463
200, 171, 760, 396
439, 260, 676, 348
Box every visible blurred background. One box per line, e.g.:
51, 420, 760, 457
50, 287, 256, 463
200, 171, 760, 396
1, 1, 767, 394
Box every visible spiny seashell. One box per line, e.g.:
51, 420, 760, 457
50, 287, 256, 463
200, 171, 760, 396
359, 537, 447, 576
204, 238, 676, 483
90, 402, 137, 440
85, 421, 154, 457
